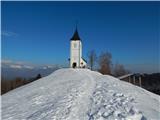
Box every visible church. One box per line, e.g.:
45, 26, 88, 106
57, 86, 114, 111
69, 28, 87, 68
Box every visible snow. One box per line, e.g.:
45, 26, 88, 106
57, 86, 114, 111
2, 68, 160, 120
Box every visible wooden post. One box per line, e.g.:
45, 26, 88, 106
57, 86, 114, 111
133, 76, 136, 85
139, 76, 142, 87
129, 76, 131, 83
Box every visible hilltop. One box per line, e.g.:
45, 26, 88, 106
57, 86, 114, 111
2, 68, 160, 120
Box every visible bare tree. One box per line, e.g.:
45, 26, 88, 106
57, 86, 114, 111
114, 63, 130, 77
88, 50, 97, 70
98, 52, 112, 75
35, 74, 42, 80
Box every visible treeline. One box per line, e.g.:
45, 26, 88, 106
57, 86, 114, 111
87, 50, 160, 95
87, 50, 129, 76
1, 74, 42, 95
141, 73, 160, 95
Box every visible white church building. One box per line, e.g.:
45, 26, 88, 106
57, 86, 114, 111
69, 28, 87, 68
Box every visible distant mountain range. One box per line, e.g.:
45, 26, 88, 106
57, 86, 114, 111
1, 59, 60, 79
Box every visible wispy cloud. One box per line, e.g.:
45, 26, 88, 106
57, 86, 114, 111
1, 31, 18, 37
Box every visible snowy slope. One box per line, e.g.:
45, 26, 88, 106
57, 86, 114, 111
2, 68, 160, 120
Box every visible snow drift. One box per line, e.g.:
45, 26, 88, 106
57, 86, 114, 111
2, 68, 160, 120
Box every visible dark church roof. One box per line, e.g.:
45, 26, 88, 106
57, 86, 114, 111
70, 29, 81, 41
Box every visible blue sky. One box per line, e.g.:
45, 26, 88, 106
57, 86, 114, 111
1, 1, 160, 73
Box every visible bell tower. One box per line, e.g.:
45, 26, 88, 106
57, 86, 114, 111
70, 27, 87, 68
70, 28, 82, 68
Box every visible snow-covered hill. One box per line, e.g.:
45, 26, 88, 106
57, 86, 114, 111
2, 68, 160, 120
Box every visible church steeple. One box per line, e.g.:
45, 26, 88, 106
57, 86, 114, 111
70, 28, 81, 41
70, 26, 87, 68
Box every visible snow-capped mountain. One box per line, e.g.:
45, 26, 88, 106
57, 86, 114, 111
2, 68, 160, 120
1, 59, 60, 79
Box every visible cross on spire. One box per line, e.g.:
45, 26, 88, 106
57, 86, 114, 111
75, 20, 78, 30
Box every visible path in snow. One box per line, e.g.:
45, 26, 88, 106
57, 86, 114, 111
2, 68, 160, 120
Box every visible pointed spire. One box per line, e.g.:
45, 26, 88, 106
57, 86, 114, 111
70, 24, 81, 41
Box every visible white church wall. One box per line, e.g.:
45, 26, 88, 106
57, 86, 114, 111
69, 29, 87, 68
70, 40, 82, 67
80, 58, 87, 68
